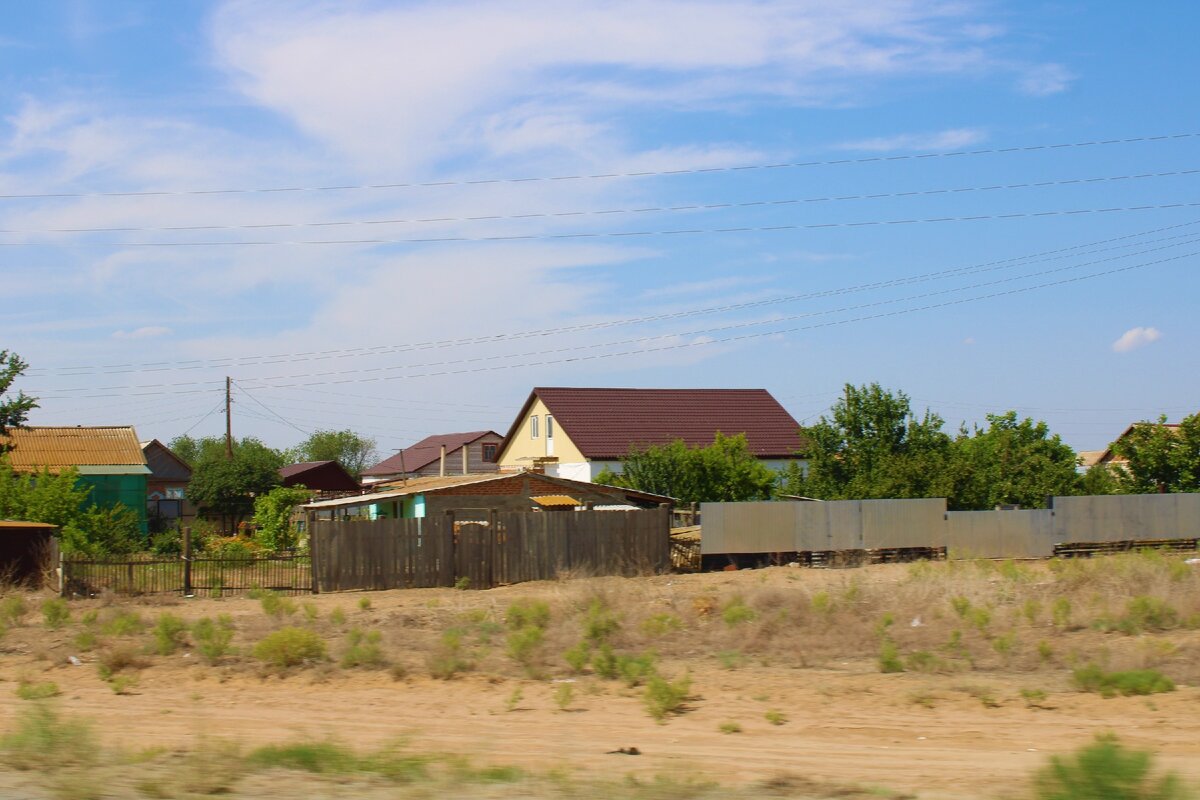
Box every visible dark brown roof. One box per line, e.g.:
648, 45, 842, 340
362, 431, 500, 477
503, 388, 804, 459
280, 461, 360, 492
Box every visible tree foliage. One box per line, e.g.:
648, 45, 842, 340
252, 485, 312, 551
0, 460, 141, 556
1110, 413, 1200, 494
0, 350, 37, 442
596, 432, 778, 503
951, 411, 1079, 510
187, 438, 286, 532
289, 429, 378, 478
783, 384, 955, 501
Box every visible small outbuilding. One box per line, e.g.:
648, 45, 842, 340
280, 461, 361, 497
0, 521, 58, 588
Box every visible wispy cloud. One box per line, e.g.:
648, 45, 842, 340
112, 326, 171, 340
836, 127, 987, 153
1018, 63, 1074, 96
1112, 326, 1162, 353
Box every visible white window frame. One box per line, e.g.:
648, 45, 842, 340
546, 414, 554, 439
530, 415, 539, 438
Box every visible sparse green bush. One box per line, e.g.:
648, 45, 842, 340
428, 629, 472, 680
0, 596, 28, 626
1052, 597, 1072, 629
640, 613, 682, 637
454, 576, 471, 590
1033, 734, 1191, 800
152, 613, 188, 656
582, 599, 619, 644
15, 682, 60, 701
329, 607, 346, 626
810, 591, 833, 615
765, 709, 788, 726
718, 721, 742, 734
96, 644, 145, 680
591, 643, 619, 679
302, 602, 319, 623
553, 682, 573, 711
1021, 688, 1049, 709
563, 641, 590, 673
721, 597, 756, 626
905, 650, 947, 673
101, 610, 144, 636
878, 641, 904, 673
1073, 665, 1175, 698
506, 600, 550, 631
0, 705, 98, 770
617, 652, 657, 687
254, 590, 297, 619
253, 627, 327, 669
341, 628, 386, 669
1122, 596, 1180, 634
357, 596, 372, 612
192, 615, 236, 664
41, 598, 69, 630
644, 672, 691, 722
504, 687, 523, 712
506, 626, 545, 674
72, 630, 99, 652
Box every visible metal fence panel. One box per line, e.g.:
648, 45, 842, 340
861, 498, 947, 549
699, 502, 797, 554
1051, 493, 1200, 543
945, 509, 1055, 559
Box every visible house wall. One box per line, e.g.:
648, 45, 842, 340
498, 397, 586, 470
79, 474, 149, 535
411, 435, 505, 477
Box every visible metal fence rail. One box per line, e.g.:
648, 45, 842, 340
62, 553, 311, 597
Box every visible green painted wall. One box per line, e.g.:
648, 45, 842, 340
79, 474, 149, 536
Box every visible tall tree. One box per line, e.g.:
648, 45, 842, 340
167, 435, 226, 467
291, 429, 378, 478
596, 432, 778, 503
187, 438, 286, 532
0, 350, 37, 443
1111, 413, 1200, 493
784, 383, 954, 501
951, 411, 1079, 509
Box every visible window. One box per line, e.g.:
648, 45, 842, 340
530, 415, 539, 438
546, 415, 554, 438
482, 442, 498, 463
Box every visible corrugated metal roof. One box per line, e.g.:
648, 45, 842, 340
2, 426, 147, 473
363, 431, 500, 476
503, 388, 806, 459
0, 520, 57, 529
531, 495, 581, 507
304, 473, 506, 509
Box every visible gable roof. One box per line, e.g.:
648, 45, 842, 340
2, 426, 149, 474
280, 460, 361, 491
501, 388, 805, 460
1096, 421, 1184, 465
362, 431, 500, 477
141, 439, 193, 482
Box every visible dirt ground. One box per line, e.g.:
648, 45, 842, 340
1, 564, 1197, 799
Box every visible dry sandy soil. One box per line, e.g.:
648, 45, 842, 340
0, 561, 1197, 798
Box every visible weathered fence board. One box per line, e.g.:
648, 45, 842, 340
311, 508, 670, 592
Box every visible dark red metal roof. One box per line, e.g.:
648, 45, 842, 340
362, 431, 499, 477
508, 388, 805, 459
279, 461, 360, 491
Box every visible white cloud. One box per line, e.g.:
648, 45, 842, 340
1112, 326, 1162, 353
837, 127, 987, 152
112, 326, 171, 340
1018, 63, 1074, 96
963, 336, 976, 345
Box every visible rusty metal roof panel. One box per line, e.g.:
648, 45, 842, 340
2, 426, 147, 473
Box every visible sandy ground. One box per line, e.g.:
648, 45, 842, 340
0, 566, 1197, 798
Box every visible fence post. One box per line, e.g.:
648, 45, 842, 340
308, 511, 319, 594
487, 510, 496, 589
182, 526, 193, 597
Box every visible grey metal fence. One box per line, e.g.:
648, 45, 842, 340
701, 493, 1200, 559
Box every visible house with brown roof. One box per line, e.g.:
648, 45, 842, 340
2, 426, 151, 534
361, 431, 503, 484
280, 460, 361, 497
142, 439, 195, 531
495, 388, 806, 482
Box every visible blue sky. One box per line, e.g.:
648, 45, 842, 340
2, 0, 1196, 457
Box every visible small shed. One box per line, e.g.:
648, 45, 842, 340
280, 461, 361, 496
0, 522, 58, 588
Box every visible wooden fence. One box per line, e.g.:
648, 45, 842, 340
311, 507, 671, 592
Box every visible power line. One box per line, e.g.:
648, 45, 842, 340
5, 167, 1196, 237
25, 219, 1200, 381
30, 245, 1197, 399
6, 200, 1199, 248
2, 131, 1196, 201
231, 381, 310, 437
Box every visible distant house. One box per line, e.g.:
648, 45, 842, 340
304, 471, 672, 522
361, 431, 504, 484
1079, 419, 1189, 475
2, 426, 151, 534
280, 461, 360, 497
142, 439, 195, 531
495, 388, 806, 482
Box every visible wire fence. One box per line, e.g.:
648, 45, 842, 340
62, 552, 311, 598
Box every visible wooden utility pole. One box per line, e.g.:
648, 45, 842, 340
225, 376, 234, 460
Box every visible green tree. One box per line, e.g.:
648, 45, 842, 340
167, 435, 227, 467
188, 438, 286, 532
290, 429, 378, 478
783, 383, 954, 501
1111, 413, 1200, 493
0, 350, 37, 443
950, 412, 1079, 510
1077, 462, 1120, 496
252, 485, 313, 551
596, 432, 777, 503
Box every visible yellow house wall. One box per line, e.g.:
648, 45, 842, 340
497, 396, 586, 469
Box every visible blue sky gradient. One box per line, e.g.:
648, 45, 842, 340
2, 1, 1196, 455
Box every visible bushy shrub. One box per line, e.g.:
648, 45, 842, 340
582, 599, 619, 644
192, 615, 236, 664
0, 705, 98, 771
721, 597, 756, 626
40, 598, 69, 630
1033, 734, 1190, 800
253, 627, 327, 669
152, 613, 188, 656
341, 628, 386, 669
1072, 665, 1175, 698
506, 600, 550, 631
878, 641, 904, 673
428, 629, 472, 680
0, 596, 28, 626
644, 672, 691, 722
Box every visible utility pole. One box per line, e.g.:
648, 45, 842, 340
225, 376, 234, 460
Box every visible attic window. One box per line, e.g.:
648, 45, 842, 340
482, 443, 498, 463
530, 415, 539, 439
